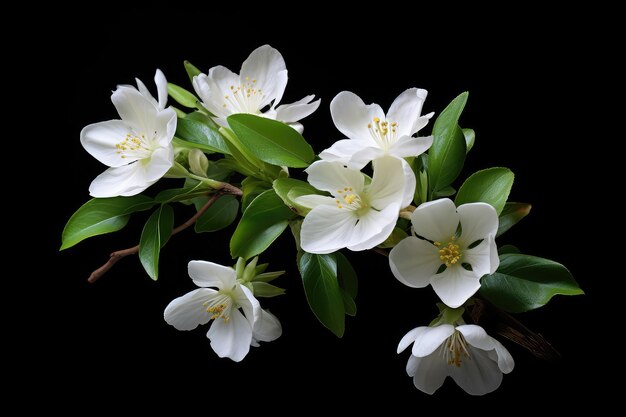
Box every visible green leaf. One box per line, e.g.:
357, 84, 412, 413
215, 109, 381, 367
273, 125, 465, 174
155, 182, 211, 203
184, 60, 202, 83
253, 270, 285, 283
194, 195, 239, 233
463, 128, 475, 153
60, 196, 154, 250
497, 202, 532, 237
241, 177, 271, 212
139, 204, 175, 280
227, 114, 315, 168
336, 252, 358, 299
432, 185, 456, 199
378, 227, 409, 248
273, 178, 324, 215
341, 291, 357, 316
429, 92, 468, 192
167, 83, 197, 108
498, 244, 520, 255
230, 189, 295, 260
480, 253, 584, 313
251, 282, 285, 298
175, 117, 230, 155
455, 167, 514, 215
299, 252, 345, 337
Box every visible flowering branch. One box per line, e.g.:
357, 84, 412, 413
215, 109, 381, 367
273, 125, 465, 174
87, 185, 242, 284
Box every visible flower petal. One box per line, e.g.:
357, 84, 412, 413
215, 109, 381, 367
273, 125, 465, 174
300, 205, 357, 254
144, 146, 174, 183
412, 112, 435, 133
463, 236, 498, 277
457, 202, 499, 246
111, 87, 160, 134
305, 160, 365, 195
456, 325, 496, 351
330, 91, 385, 141
188, 260, 237, 289
154, 107, 177, 148
400, 158, 417, 208
236, 285, 261, 327
411, 324, 455, 357
252, 309, 282, 343
411, 198, 459, 243
449, 346, 503, 395
193, 67, 239, 122
88, 163, 149, 198
493, 339, 515, 374
430, 266, 481, 308
164, 288, 216, 330
387, 88, 428, 137
410, 352, 449, 395
389, 237, 441, 288
275, 95, 320, 123
81, 120, 134, 167
294, 194, 335, 209
348, 203, 400, 251
319, 139, 372, 166
398, 326, 424, 353
240, 45, 287, 107
367, 157, 407, 209
154, 69, 168, 110
388, 135, 433, 159
207, 308, 252, 362
135, 77, 159, 109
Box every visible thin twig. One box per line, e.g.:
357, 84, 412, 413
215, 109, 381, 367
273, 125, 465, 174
371, 247, 389, 257
87, 189, 232, 284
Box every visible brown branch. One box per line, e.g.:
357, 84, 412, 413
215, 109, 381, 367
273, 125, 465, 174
371, 247, 389, 257
87, 187, 237, 284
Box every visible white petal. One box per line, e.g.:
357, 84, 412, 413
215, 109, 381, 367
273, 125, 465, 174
294, 194, 335, 209
463, 236, 496, 277
348, 146, 386, 169
144, 147, 174, 183
252, 309, 282, 343
493, 339, 515, 374
398, 326, 424, 353
410, 352, 449, 395
367, 157, 407, 209
111, 87, 160, 134
347, 204, 400, 251
406, 354, 420, 376
330, 91, 385, 141
265, 70, 288, 109
154, 107, 177, 148
164, 288, 216, 330
388, 135, 433, 159
240, 45, 287, 106
207, 308, 252, 362
387, 88, 428, 137
88, 163, 149, 198
412, 112, 435, 133
400, 158, 417, 208
389, 237, 441, 288
135, 77, 159, 109
319, 139, 371, 165
305, 160, 365, 195
194, 67, 238, 121
188, 260, 237, 289
80, 120, 135, 167
236, 285, 261, 327
275, 95, 320, 123
289, 122, 304, 134
456, 325, 496, 351
154, 69, 168, 111
411, 324, 455, 357
430, 266, 481, 308
449, 347, 503, 395
300, 205, 357, 254
411, 198, 459, 243
457, 202, 499, 246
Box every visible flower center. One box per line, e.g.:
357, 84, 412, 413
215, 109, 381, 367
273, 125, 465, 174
223, 77, 265, 113
443, 331, 470, 367
335, 187, 368, 212
115, 132, 154, 160
203, 292, 234, 323
367, 116, 398, 149
435, 236, 462, 267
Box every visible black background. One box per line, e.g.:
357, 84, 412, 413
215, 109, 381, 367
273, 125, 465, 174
35, 6, 605, 411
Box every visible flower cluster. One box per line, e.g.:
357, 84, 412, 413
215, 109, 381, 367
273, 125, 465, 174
62, 45, 582, 396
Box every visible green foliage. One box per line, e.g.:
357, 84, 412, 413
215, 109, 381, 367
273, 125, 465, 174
194, 195, 239, 233
272, 178, 324, 215
184, 60, 202, 83
227, 114, 315, 168
480, 253, 583, 313
167, 83, 198, 108
175, 117, 230, 154
497, 202, 532, 237
336, 252, 358, 316
455, 167, 514, 215
139, 204, 175, 280
462, 128, 475, 153
61, 196, 154, 250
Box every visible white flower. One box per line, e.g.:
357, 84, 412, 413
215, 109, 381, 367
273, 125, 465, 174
251, 309, 282, 347
164, 260, 261, 362
133, 68, 168, 111
296, 157, 409, 254
192, 44, 320, 132
389, 198, 499, 308
398, 324, 514, 395
80, 70, 176, 197
319, 90, 433, 206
